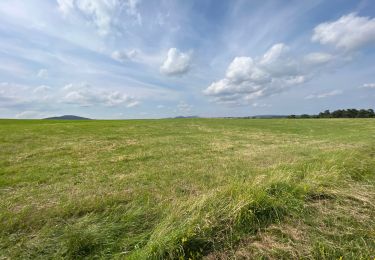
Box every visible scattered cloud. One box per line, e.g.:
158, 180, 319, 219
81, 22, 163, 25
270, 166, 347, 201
204, 43, 306, 106
160, 48, 192, 76
360, 83, 375, 89
312, 13, 375, 51
1, 1, 375, 119
62, 83, 139, 107
204, 17, 375, 107
305, 89, 342, 99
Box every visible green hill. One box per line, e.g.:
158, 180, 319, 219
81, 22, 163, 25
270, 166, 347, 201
44, 115, 91, 120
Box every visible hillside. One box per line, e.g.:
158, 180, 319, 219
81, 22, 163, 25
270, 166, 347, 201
0, 119, 374, 259
44, 115, 91, 120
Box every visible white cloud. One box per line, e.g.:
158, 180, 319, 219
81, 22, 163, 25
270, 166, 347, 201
312, 13, 375, 50
305, 89, 342, 99
75, 0, 117, 35
125, 0, 142, 25
204, 43, 306, 105
304, 52, 334, 65
111, 49, 138, 63
62, 83, 139, 107
360, 83, 375, 89
226, 57, 269, 84
160, 48, 192, 76
57, 0, 142, 35
57, 0, 74, 15
259, 43, 299, 77
37, 69, 48, 78
260, 43, 289, 65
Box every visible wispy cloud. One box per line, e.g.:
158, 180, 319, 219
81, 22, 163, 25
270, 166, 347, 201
0, 1, 375, 118
360, 83, 375, 89
305, 90, 343, 99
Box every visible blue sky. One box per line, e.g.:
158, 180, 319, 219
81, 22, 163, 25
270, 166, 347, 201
0, 0, 374, 119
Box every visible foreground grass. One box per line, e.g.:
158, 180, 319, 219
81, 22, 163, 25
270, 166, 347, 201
0, 118, 374, 259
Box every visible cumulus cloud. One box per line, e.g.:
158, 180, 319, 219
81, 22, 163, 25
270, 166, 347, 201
57, 0, 142, 35
62, 83, 139, 107
160, 48, 192, 76
204, 43, 307, 105
304, 89, 342, 99
312, 13, 375, 51
226, 57, 269, 84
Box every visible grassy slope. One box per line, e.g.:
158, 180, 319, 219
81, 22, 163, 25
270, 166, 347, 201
0, 119, 374, 259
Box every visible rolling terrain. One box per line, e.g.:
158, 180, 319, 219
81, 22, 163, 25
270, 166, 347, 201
0, 119, 374, 259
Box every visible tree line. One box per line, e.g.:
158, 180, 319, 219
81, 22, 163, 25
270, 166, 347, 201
288, 108, 375, 118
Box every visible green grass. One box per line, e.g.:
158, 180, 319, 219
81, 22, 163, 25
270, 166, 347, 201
0, 118, 374, 259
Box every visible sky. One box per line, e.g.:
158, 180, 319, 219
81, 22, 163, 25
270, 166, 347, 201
0, 0, 375, 119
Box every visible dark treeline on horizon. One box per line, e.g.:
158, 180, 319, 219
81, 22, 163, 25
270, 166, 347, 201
288, 108, 375, 118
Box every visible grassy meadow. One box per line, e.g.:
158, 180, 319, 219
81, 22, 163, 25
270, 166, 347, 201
0, 118, 374, 259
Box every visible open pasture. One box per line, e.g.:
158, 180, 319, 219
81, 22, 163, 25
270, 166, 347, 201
0, 119, 374, 259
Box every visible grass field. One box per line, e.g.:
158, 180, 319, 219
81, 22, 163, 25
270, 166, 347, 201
0, 118, 374, 259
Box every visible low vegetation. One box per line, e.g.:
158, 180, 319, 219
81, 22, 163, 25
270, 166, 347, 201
0, 119, 374, 259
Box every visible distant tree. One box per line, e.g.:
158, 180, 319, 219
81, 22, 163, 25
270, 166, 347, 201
331, 109, 343, 118
368, 109, 375, 118
319, 110, 331, 118
357, 109, 368, 118
288, 108, 374, 119
347, 109, 358, 118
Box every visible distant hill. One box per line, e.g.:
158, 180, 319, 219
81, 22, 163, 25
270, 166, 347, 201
44, 115, 91, 120
222, 115, 288, 119
174, 115, 200, 119
251, 115, 288, 119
